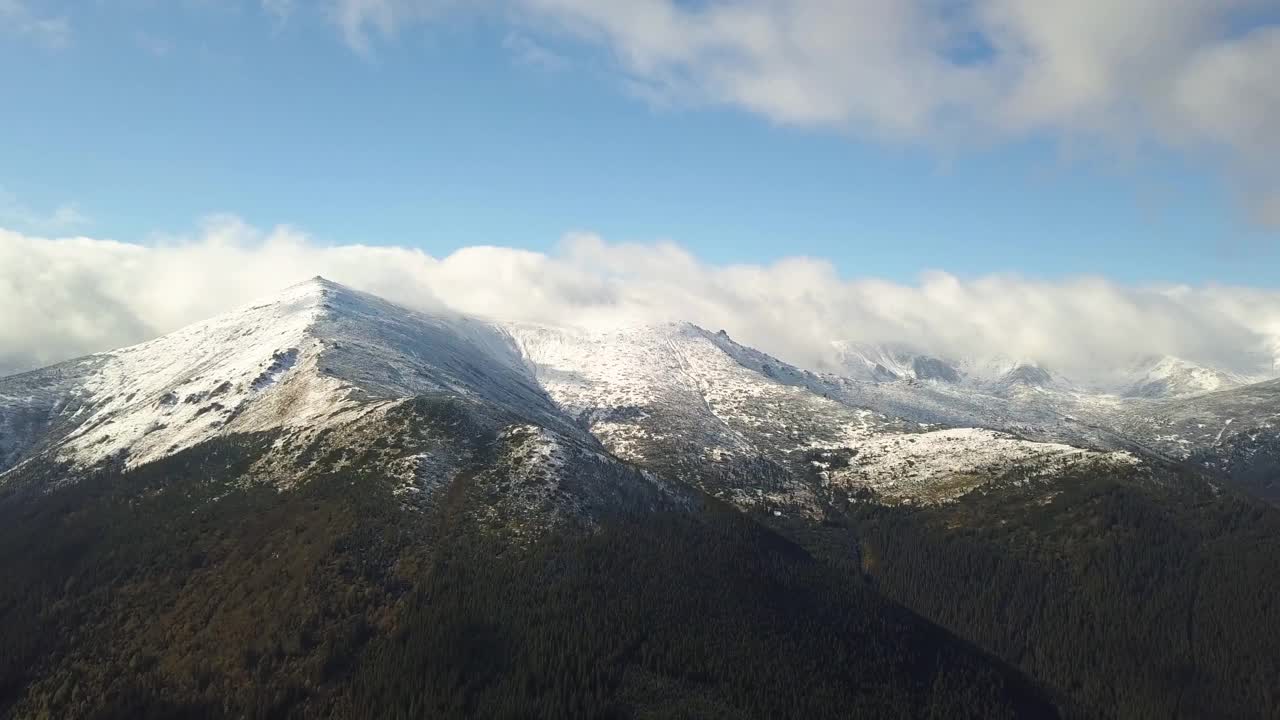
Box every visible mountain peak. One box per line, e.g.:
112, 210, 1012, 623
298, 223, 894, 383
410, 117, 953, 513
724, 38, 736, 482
295, 274, 339, 287
278, 275, 356, 300
0, 278, 582, 474
1001, 363, 1054, 386
1121, 354, 1252, 398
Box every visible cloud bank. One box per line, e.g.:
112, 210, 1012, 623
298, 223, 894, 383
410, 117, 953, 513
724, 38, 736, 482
3, 218, 1278, 381
325, 0, 1280, 227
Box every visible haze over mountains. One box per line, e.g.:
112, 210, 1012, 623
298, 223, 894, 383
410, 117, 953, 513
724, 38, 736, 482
828, 340, 1276, 398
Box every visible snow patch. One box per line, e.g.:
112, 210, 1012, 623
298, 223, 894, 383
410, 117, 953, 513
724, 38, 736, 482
822, 428, 1138, 504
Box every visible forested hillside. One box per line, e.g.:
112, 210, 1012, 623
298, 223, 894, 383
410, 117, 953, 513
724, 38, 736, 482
779, 465, 1280, 719
0, 434, 1054, 720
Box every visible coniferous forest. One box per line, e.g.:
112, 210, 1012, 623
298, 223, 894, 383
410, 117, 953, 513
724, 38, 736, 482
0, 435, 1278, 719
781, 464, 1280, 718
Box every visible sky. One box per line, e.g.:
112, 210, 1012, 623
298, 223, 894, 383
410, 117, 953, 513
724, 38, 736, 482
3, 0, 1280, 376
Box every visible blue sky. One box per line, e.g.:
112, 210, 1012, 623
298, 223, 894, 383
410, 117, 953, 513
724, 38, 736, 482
2, 0, 1278, 286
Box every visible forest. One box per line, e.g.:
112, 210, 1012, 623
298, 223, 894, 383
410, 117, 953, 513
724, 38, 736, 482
1, 435, 1278, 718
780, 464, 1280, 718
0, 434, 1051, 719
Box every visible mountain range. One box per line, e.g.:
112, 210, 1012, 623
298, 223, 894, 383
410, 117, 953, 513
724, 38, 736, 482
5, 277, 1276, 506
1, 278, 1278, 718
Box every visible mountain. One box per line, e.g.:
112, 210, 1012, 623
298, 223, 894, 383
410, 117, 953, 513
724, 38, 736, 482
3, 279, 1280, 719
0, 276, 575, 472
4, 277, 1277, 518
0, 283, 1138, 513
0, 280, 1068, 719
1119, 355, 1261, 399
1106, 376, 1280, 499
829, 341, 1274, 400
828, 341, 961, 384
10, 280, 1274, 514
508, 322, 1134, 508
0, 277, 685, 529
822, 339, 1280, 491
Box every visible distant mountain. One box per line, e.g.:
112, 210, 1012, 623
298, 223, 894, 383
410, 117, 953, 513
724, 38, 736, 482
1119, 355, 1261, 399
508, 322, 1132, 508
818, 340, 1280, 495
830, 340, 1277, 398
1105, 376, 1280, 500
828, 341, 961, 384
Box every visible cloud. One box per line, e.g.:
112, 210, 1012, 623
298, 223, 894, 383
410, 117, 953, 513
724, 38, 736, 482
0, 188, 89, 233
3, 218, 1278, 381
0, 0, 70, 48
325, 0, 1280, 227
329, 0, 461, 55
503, 31, 569, 71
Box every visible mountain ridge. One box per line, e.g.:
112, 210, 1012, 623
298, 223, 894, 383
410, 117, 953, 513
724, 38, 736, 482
3, 278, 1278, 506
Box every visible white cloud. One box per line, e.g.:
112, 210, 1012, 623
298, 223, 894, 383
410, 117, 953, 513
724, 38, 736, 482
503, 31, 569, 71
0, 0, 70, 48
0, 188, 89, 233
330, 0, 461, 55
3, 218, 1278, 381
325, 0, 1280, 226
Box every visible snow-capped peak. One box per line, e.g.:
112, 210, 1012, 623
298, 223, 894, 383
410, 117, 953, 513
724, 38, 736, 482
0, 278, 577, 474
827, 341, 963, 384
1120, 355, 1256, 399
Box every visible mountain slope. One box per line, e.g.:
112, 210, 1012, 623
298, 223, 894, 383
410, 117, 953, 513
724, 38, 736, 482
0, 277, 590, 474
0, 278, 684, 529
828, 341, 962, 384
1120, 355, 1261, 399
508, 322, 1136, 509
1106, 377, 1280, 499
0, 436, 1060, 719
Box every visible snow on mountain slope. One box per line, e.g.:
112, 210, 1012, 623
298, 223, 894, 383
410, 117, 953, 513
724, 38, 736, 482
828, 342, 962, 384
0, 280, 342, 475
1104, 378, 1280, 496
6, 279, 1217, 512
507, 322, 1135, 507
0, 355, 105, 473
1119, 356, 1259, 399
817, 428, 1138, 504
828, 342, 1069, 391
469, 423, 684, 533
0, 278, 695, 529
508, 322, 899, 464
827, 338, 1280, 407
0, 278, 579, 477
820, 340, 1280, 466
